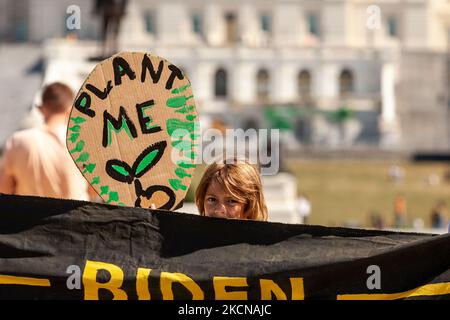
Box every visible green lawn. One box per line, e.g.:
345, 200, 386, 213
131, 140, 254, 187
285, 159, 450, 228
186, 160, 450, 228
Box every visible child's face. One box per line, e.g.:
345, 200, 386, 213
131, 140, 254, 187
204, 180, 246, 219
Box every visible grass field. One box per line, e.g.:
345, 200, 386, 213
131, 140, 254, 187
186, 159, 450, 228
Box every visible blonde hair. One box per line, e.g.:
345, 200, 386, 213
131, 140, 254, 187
195, 159, 268, 221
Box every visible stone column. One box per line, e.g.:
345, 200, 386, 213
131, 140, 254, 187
379, 62, 401, 148
118, 0, 149, 46
239, 4, 260, 47
205, 4, 225, 46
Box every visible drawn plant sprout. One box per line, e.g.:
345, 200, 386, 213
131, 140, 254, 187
105, 140, 176, 209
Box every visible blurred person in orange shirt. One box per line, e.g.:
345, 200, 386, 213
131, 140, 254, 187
393, 194, 407, 228
0, 82, 95, 201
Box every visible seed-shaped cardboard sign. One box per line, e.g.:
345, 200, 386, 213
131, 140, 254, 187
67, 52, 199, 210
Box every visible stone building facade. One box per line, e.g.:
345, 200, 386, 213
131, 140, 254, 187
1, 0, 449, 151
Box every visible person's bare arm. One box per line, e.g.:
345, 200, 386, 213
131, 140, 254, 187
87, 184, 100, 202
0, 159, 15, 194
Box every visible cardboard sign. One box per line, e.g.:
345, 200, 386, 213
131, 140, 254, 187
67, 52, 199, 210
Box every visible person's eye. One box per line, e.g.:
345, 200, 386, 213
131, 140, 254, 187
227, 199, 238, 205
207, 197, 216, 203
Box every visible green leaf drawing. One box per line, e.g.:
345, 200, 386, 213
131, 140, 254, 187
171, 83, 191, 94
175, 168, 191, 179
83, 163, 96, 174
112, 164, 131, 177
175, 106, 189, 114
76, 152, 90, 163
175, 105, 195, 114
91, 176, 100, 185
107, 191, 119, 203
70, 116, 86, 124
135, 149, 158, 176
172, 140, 192, 152
105, 160, 133, 183
177, 160, 196, 169
132, 141, 167, 178
100, 185, 109, 196
68, 133, 80, 143
169, 179, 187, 191
182, 151, 197, 160
70, 140, 85, 154
69, 125, 81, 132
166, 96, 185, 108
166, 119, 199, 139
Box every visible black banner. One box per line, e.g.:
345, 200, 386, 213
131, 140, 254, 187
0, 194, 449, 300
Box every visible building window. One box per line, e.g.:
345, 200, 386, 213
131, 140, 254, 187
387, 16, 398, 37
339, 69, 354, 96
260, 13, 271, 33
225, 12, 238, 43
298, 70, 312, 99
306, 13, 320, 37
192, 13, 202, 36
257, 69, 270, 100
145, 11, 156, 34
14, 22, 28, 41
9, 0, 29, 41
215, 68, 228, 98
